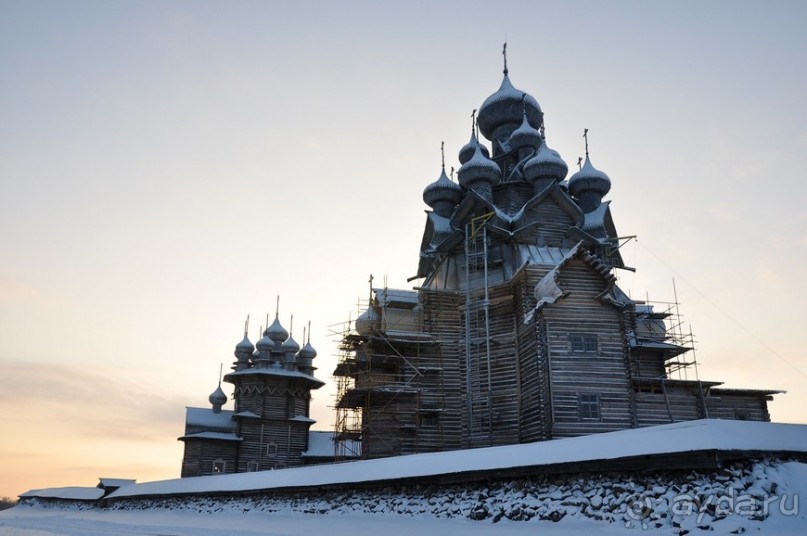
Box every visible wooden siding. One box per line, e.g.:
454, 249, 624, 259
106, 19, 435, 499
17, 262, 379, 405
180, 440, 238, 478
705, 393, 770, 422
541, 258, 633, 438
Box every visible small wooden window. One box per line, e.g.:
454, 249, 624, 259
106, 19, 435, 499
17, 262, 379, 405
570, 334, 598, 354
418, 413, 439, 427
578, 393, 601, 420
212, 458, 226, 474
247, 460, 259, 472
266, 442, 278, 458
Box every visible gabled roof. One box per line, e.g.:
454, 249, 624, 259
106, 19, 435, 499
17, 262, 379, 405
454, 182, 583, 241
184, 407, 234, 432
532, 242, 618, 311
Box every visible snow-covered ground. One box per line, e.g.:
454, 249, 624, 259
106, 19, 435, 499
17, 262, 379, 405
4, 459, 806, 535
5, 421, 807, 535
0, 508, 619, 536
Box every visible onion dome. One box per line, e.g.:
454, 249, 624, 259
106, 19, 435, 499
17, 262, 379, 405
477, 74, 542, 141
355, 306, 380, 336
281, 334, 300, 355
266, 316, 288, 344
209, 384, 227, 408
523, 139, 568, 183
457, 144, 501, 190
234, 335, 254, 360
255, 332, 273, 353
423, 167, 462, 216
508, 112, 542, 153
568, 156, 611, 211
299, 341, 317, 360
297, 341, 317, 373
458, 132, 490, 165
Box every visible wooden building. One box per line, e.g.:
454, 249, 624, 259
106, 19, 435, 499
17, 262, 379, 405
334, 58, 781, 458
179, 314, 330, 477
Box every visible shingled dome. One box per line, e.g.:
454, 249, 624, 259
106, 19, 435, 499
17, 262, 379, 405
423, 168, 462, 210
234, 335, 254, 359
523, 139, 568, 183
281, 334, 300, 355
457, 144, 501, 189
568, 156, 611, 198
458, 132, 490, 165
508, 112, 543, 153
477, 74, 542, 141
299, 341, 317, 360
208, 385, 227, 407
266, 316, 289, 344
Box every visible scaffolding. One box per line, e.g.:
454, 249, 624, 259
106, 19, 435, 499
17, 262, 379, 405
332, 286, 445, 459
635, 279, 700, 381
332, 318, 362, 461
463, 212, 494, 446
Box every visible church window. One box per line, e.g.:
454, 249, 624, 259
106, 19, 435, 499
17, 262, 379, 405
578, 393, 601, 420
570, 334, 598, 354
266, 442, 278, 458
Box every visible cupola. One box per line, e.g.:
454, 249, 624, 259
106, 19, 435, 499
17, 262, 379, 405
568, 129, 611, 212
209, 384, 227, 414
423, 143, 463, 217
523, 135, 568, 189
477, 45, 543, 152
508, 97, 543, 159
457, 143, 501, 200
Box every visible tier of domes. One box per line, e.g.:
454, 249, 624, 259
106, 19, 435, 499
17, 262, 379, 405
422, 59, 611, 217
231, 314, 317, 375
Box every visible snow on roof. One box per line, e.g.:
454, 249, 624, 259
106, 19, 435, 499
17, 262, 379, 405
373, 288, 419, 306
233, 410, 261, 419
19, 486, 105, 500
519, 245, 572, 266
302, 431, 336, 458
226, 367, 325, 386
179, 432, 243, 442
98, 478, 136, 488
289, 415, 316, 423
109, 419, 807, 499
302, 431, 361, 459
185, 407, 235, 431
582, 200, 609, 230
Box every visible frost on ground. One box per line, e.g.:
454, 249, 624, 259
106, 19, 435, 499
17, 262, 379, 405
3, 458, 806, 535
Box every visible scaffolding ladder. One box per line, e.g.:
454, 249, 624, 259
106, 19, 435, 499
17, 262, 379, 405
464, 213, 494, 446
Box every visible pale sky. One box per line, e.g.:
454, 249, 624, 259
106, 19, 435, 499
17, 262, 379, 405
1, 0, 805, 498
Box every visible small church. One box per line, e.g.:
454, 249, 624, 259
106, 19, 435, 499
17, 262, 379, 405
180, 48, 781, 476
178, 312, 339, 477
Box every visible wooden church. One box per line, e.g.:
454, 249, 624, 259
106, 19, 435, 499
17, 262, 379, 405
333, 52, 782, 458
178, 313, 329, 477
181, 50, 782, 475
